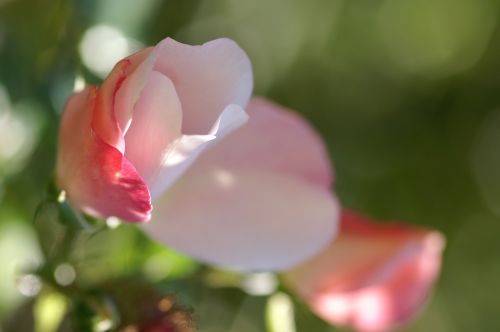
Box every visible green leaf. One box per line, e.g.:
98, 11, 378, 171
57, 200, 98, 231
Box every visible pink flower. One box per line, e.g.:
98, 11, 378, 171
285, 210, 445, 332
57, 38, 340, 270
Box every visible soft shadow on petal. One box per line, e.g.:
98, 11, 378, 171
154, 38, 253, 134
199, 97, 334, 188
285, 211, 445, 332
147, 104, 248, 199
124, 70, 183, 186
145, 168, 339, 271
57, 88, 151, 222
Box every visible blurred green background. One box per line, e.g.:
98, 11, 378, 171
1, 0, 500, 331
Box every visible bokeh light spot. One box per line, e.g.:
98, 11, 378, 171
17, 274, 42, 297
54, 263, 76, 286
241, 272, 278, 296
266, 292, 296, 332
79, 25, 134, 78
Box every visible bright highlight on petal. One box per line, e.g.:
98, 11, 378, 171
147, 104, 248, 199
124, 70, 183, 185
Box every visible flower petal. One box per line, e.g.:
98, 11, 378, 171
147, 104, 248, 199
285, 211, 445, 332
143, 98, 339, 270
91, 48, 152, 152
114, 47, 156, 133
56, 88, 152, 222
198, 97, 333, 188
154, 37, 253, 134
124, 70, 182, 186
144, 168, 339, 271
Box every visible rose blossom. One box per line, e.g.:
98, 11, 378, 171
57, 37, 340, 270
285, 210, 445, 332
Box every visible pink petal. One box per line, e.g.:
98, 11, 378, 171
198, 97, 334, 188
285, 210, 445, 332
144, 168, 339, 271
56, 88, 151, 222
147, 104, 249, 199
154, 38, 253, 134
124, 70, 183, 186
91, 48, 152, 153
143, 98, 338, 270
114, 47, 156, 133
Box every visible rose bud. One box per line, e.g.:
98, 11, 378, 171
285, 210, 445, 332
57, 38, 339, 271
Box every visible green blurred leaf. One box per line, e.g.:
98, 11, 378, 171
57, 200, 99, 231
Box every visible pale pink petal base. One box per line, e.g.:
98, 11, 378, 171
145, 168, 339, 271
285, 211, 445, 332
